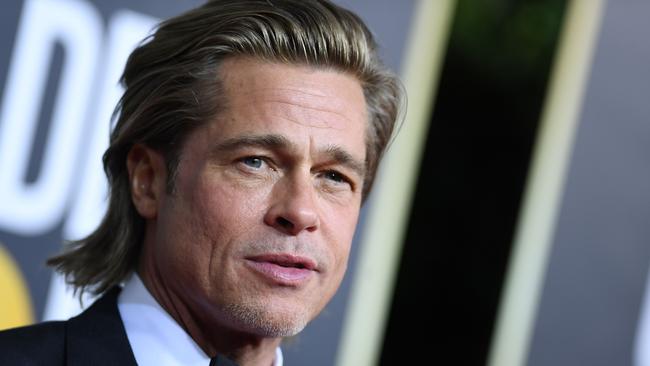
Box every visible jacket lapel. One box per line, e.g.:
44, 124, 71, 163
65, 286, 138, 366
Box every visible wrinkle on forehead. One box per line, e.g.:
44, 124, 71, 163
257, 100, 358, 130
221, 58, 367, 130
234, 89, 365, 131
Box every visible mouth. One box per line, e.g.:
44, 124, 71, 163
244, 253, 318, 286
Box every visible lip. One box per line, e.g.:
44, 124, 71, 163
244, 253, 318, 286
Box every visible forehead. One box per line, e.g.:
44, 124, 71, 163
213, 57, 368, 143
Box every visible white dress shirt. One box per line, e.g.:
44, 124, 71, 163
118, 274, 283, 366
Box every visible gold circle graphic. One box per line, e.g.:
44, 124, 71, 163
0, 244, 34, 330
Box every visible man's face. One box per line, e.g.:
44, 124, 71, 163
149, 58, 367, 337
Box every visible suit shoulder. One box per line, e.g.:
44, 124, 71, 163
0, 321, 66, 365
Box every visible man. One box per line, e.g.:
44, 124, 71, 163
0, 0, 402, 365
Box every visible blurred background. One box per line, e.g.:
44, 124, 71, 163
1, 0, 649, 365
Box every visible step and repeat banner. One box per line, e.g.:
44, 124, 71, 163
4, 0, 649, 365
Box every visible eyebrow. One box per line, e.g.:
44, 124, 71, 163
322, 144, 366, 179
210, 134, 290, 154
210, 134, 366, 178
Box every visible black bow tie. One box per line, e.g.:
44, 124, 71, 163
210, 355, 239, 366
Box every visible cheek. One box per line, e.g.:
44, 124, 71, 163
157, 180, 268, 291
198, 178, 265, 221
185, 176, 271, 255
325, 206, 360, 277
316, 219, 355, 312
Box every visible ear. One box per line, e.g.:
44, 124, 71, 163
126, 144, 167, 219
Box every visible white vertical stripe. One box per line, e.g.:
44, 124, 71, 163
335, 1, 456, 365
487, 1, 605, 365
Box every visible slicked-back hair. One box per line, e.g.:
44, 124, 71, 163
48, 0, 404, 296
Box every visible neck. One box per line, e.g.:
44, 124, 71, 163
137, 257, 281, 366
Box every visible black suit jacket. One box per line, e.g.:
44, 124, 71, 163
0, 287, 138, 365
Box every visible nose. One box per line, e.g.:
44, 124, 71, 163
264, 175, 320, 236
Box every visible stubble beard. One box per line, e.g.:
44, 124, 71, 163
221, 299, 312, 337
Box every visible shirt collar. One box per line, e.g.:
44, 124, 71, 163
117, 274, 283, 366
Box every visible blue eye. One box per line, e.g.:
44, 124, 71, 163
241, 157, 263, 168
324, 171, 346, 183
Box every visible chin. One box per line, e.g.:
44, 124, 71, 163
221, 300, 312, 337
